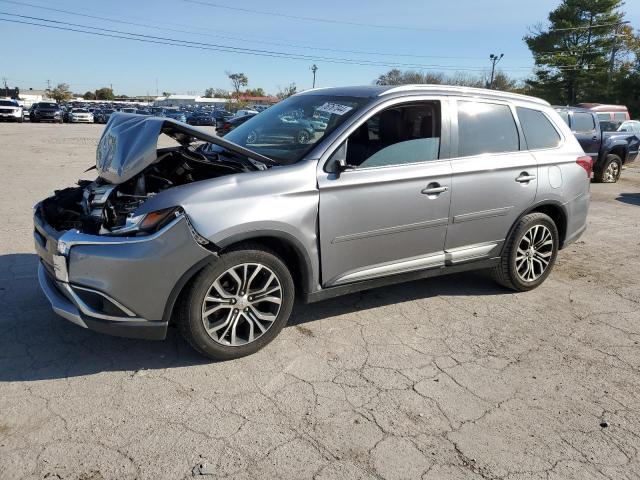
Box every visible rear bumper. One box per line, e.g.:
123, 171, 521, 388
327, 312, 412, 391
561, 191, 590, 249
38, 262, 168, 340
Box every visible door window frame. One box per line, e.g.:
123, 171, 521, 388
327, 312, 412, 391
318, 95, 451, 174
513, 106, 565, 153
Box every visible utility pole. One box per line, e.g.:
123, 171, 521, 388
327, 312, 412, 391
46, 79, 51, 91
310, 64, 318, 88
489, 53, 504, 89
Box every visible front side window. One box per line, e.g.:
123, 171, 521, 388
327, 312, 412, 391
457, 101, 519, 157
221, 95, 369, 165
517, 107, 561, 150
343, 101, 441, 168
573, 113, 595, 133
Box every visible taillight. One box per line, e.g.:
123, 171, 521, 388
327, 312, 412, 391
576, 155, 593, 178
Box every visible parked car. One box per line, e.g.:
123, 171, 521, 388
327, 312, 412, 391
30, 102, 62, 123
575, 103, 631, 123
233, 109, 259, 118
555, 106, 639, 183
0, 99, 24, 122
217, 113, 255, 136
245, 115, 315, 145
68, 108, 94, 123
35, 85, 591, 360
617, 120, 640, 134
187, 111, 217, 126
95, 109, 115, 124
163, 109, 187, 123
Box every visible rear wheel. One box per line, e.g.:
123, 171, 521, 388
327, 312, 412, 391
595, 154, 622, 183
178, 244, 294, 360
491, 213, 559, 291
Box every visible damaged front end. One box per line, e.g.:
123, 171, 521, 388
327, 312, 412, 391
34, 113, 271, 338
40, 113, 272, 236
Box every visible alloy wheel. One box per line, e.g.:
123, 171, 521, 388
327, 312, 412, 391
604, 161, 620, 182
515, 225, 554, 282
201, 263, 282, 346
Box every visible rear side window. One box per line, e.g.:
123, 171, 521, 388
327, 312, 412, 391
597, 113, 610, 121
517, 107, 561, 150
614, 112, 627, 121
573, 113, 595, 133
457, 101, 519, 157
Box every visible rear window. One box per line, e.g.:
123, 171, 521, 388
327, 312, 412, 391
517, 107, 561, 150
573, 113, 595, 133
457, 101, 519, 157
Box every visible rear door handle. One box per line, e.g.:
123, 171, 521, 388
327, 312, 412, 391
421, 184, 449, 195
515, 173, 536, 183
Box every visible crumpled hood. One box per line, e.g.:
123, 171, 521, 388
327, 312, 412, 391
96, 112, 271, 184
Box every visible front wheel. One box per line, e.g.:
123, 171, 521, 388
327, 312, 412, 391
296, 129, 311, 144
178, 244, 295, 360
595, 154, 622, 183
491, 213, 559, 291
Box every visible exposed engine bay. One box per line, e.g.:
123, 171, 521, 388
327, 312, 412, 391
41, 146, 254, 235
39, 113, 276, 235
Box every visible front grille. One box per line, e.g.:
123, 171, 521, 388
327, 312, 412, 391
0, 108, 15, 113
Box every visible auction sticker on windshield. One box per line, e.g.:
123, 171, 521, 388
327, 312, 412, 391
316, 102, 353, 116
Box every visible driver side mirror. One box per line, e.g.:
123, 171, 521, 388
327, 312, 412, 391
327, 140, 353, 174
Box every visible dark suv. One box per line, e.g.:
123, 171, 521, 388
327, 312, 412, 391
31, 102, 63, 123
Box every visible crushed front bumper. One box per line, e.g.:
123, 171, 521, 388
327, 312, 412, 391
34, 205, 212, 340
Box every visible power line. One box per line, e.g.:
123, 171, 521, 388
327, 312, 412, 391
0, 14, 518, 72
181, 0, 461, 32
0, 0, 489, 61
548, 21, 630, 32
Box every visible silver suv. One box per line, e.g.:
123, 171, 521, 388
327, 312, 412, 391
34, 85, 591, 360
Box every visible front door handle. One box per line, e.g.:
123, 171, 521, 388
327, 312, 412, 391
515, 173, 537, 183
421, 184, 449, 195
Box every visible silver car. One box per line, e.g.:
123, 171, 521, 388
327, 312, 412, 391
34, 85, 591, 360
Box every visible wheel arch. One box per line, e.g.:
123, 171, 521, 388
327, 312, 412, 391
215, 230, 315, 300
608, 145, 627, 164
502, 201, 568, 255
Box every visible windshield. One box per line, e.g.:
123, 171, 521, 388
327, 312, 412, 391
0, 100, 17, 106
39, 103, 58, 108
220, 94, 368, 164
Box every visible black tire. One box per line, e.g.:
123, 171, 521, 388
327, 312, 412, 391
17, 116, 24, 123
594, 154, 622, 183
178, 244, 295, 361
296, 129, 311, 144
491, 212, 559, 292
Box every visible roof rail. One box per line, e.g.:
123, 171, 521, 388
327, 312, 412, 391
379, 84, 550, 106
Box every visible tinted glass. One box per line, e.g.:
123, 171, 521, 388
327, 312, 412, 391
457, 101, 519, 157
517, 107, 561, 150
221, 95, 369, 165
573, 113, 595, 133
345, 102, 441, 168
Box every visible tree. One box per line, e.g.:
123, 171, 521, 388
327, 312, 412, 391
245, 87, 266, 97
226, 71, 248, 100
94, 87, 114, 100
374, 69, 521, 92
524, 0, 626, 104
204, 87, 230, 98
50, 83, 72, 102
276, 83, 297, 100
83, 91, 96, 100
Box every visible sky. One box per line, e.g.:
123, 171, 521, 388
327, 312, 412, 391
1, 0, 639, 96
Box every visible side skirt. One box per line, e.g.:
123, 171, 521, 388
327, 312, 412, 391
305, 257, 500, 304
